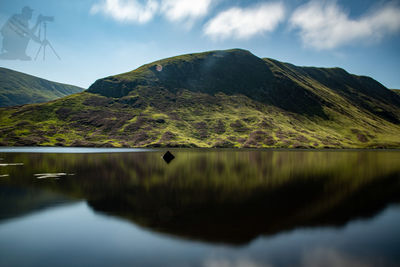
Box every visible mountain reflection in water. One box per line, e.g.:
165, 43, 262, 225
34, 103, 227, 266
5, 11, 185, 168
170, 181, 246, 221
0, 150, 399, 245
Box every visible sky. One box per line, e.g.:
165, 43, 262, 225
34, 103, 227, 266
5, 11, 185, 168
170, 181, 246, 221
0, 0, 400, 89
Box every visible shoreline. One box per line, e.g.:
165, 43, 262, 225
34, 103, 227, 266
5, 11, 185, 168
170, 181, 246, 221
1, 146, 400, 153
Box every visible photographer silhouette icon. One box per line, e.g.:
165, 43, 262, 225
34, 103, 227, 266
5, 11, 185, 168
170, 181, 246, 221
0, 6, 60, 61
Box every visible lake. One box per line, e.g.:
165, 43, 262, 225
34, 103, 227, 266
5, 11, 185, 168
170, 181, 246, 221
0, 148, 399, 267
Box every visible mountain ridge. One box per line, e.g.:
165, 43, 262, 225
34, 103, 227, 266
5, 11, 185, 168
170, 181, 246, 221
0, 49, 399, 148
0, 67, 83, 107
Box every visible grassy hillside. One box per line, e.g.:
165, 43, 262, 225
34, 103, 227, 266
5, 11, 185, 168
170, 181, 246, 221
0, 68, 83, 107
0, 49, 399, 148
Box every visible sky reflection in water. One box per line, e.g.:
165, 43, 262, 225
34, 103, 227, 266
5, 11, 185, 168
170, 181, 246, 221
0, 149, 399, 266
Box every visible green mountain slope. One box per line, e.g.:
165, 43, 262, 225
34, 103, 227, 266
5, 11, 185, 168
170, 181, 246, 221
0, 68, 83, 107
0, 49, 399, 148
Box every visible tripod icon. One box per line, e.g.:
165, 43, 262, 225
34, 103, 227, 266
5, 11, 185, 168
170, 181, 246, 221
35, 21, 61, 61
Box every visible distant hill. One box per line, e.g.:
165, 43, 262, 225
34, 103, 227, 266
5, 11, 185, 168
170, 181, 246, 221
0, 49, 399, 148
0, 68, 83, 107
393, 89, 400, 96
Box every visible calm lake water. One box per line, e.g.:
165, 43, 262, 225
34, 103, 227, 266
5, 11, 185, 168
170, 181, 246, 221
0, 148, 399, 267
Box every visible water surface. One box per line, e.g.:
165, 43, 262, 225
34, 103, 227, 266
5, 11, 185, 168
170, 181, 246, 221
0, 148, 399, 266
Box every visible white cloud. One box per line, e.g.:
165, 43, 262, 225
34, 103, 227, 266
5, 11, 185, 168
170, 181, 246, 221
290, 1, 400, 50
91, 0, 211, 25
90, 0, 159, 24
203, 2, 285, 40
161, 0, 212, 22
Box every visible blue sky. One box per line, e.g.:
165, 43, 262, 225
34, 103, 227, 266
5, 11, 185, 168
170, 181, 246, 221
0, 0, 400, 89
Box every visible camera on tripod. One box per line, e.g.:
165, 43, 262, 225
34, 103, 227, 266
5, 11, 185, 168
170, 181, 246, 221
38, 15, 54, 23
35, 14, 60, 61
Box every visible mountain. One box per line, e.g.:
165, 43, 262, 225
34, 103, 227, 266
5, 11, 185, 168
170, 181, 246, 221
0, 67, 83, 107
0, 49, 399, 148
393, 89, 400, 96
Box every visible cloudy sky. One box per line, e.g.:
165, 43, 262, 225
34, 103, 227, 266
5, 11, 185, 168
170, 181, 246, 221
1, 0, 400, 89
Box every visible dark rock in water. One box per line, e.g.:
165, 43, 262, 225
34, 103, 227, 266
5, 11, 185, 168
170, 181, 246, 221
162, 151, 175, 164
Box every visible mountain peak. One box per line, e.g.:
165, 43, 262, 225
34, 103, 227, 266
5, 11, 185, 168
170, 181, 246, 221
88, 49, 273, 98
87, 49, 400, 121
